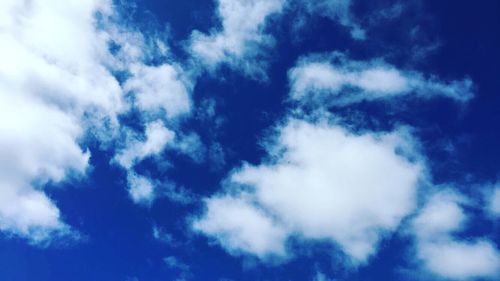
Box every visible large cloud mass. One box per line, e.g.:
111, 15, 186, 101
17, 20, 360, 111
0, 0, 193, 243
194, 119, 423, 262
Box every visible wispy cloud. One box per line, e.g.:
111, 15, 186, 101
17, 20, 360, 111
189, 0, 285, 79
289, 52, 474, 106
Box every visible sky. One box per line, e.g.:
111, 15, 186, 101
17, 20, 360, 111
0, 0, 499, 281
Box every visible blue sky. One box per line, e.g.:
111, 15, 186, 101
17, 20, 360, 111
0, 0, 499, 280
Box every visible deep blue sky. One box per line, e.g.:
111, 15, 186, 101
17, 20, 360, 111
0, 1, 499, 281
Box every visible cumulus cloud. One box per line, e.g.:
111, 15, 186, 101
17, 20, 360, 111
289, 53, 474, 105
193, 118, 423, 262
0, 0, 125, 244
412, 191, 500, 280
193, 195, 289, 258
0, 0, 196, 243
189, 0, 285, 78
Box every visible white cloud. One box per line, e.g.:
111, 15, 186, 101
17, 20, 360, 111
193, 119, 422, 262
0, 0, 196, 243
412, 192, 467, 238
419, 240, 500, 280
189, 0, 285, 77
127, 172, 156, 205
126, 172, 196, 207
0, 0, 124, 244
124, 63, 192, 119
169, 132, 206, 163
289, 53, 474, 105
412, 191, 500, 280
193, 195, 288, 258
115, 121, 175, 170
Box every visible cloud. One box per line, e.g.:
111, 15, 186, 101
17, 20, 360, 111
124, 63, 192, 119
412, 191, 500, 280
0, 0, 196, 243
295, 0, 365, 40
193, 118, 423, 262
126, 172, 156, 205
193, 195, 289, 259
0, 0, 124, 244
115, 121, 199, 205
189, 0, 285, 78
412, 192, 467, 238
115, 121, 175, 170
487, 185, 500, 217
289, 53, 474, 105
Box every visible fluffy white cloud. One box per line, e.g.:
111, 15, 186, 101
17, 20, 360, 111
127, 172, 156, 206
0, 0, 125, 244
289, 53, 474, 105
0, 0, 195, 243
193, 119, 422, 262
419, 240, 500, 280
124, 64, 192, 119
115, 121, 175, 170
412, 192, 467, 238
412, 191, 500, 280
193, 195, 288, 258
189, 0, 285, 77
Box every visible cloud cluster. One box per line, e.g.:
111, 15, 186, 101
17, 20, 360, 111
194, 119, 422, 262
0, 0, 195, 243
0, 0, 123, 243
2, 1, 497, 280
412, 191, 500, 280
192, 25, 498, 278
